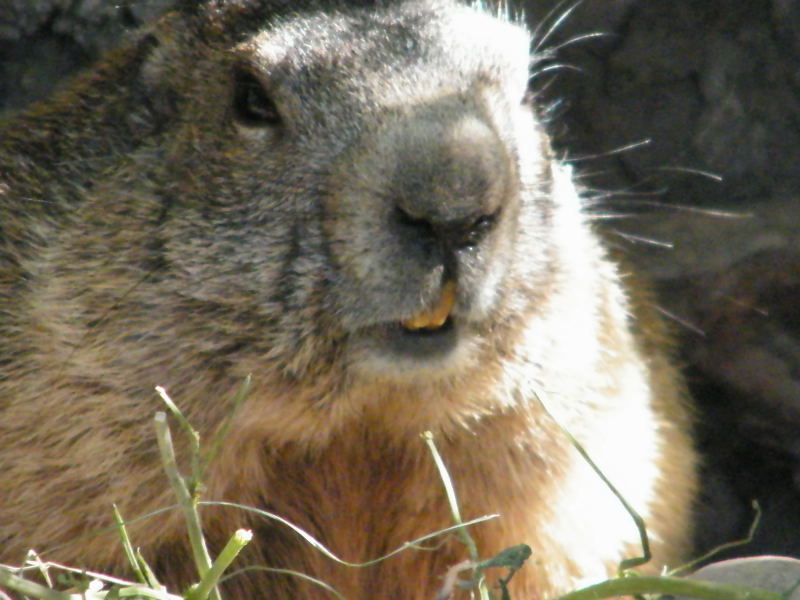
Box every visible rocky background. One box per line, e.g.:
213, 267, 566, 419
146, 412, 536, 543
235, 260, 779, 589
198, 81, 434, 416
2, 0, 800, 565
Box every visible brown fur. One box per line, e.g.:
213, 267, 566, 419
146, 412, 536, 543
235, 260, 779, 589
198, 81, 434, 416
0, 1, 696, 599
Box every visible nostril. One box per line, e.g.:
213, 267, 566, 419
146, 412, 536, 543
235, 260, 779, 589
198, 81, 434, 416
452, 209, 500, 249
392, 204, 500, 250
394, 205, 436, 238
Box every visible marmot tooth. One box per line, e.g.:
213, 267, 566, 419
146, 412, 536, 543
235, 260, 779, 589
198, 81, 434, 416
401, 280, 456, 330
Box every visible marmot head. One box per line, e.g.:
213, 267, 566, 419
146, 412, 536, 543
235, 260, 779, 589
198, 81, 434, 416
52, 1, 561, 385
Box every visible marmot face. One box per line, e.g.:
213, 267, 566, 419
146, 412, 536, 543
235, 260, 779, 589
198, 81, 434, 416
154, 2, 554, 381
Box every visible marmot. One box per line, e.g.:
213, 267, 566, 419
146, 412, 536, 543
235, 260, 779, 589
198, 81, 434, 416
0, 1, 696, 599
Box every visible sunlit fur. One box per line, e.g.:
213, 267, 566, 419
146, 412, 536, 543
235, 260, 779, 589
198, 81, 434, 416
0, 2, 695, 599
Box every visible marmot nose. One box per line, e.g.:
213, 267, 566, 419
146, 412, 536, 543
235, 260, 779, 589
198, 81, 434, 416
389, 115, 511, 250
393, 205, 499, 250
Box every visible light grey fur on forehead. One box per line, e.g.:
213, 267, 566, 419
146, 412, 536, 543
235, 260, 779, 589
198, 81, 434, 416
238, 0, 532, 95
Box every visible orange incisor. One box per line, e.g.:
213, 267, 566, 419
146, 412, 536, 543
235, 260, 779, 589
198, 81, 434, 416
401, 280, 456, 330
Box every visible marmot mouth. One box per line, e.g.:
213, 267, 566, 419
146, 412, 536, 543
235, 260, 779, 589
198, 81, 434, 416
398, 315, 455, 336
400, 280, 456, 332
347, 280, 463, 369
386, 313, 458, 360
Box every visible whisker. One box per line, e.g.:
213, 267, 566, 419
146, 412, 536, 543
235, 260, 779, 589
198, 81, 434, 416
532, 0, 584, 56
586, 212, 644, 220
652, 305, 707, 337
603, 199, 753, 218
566, 139, 652, 162
544, 31, 607, 55
610, 230, 674, 249
653, 165, 724, 182
528, 62, 583, 82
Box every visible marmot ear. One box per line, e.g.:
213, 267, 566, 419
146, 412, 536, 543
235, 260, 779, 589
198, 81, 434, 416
175, 0, 324, 24
133, 14, 198, 125
171, 1, 280, 43
176, 0, 202, 13
175, 0, 228, 15
175, 0, 286, 17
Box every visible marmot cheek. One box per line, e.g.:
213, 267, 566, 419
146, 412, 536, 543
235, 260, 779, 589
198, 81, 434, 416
401, 279, 456, 330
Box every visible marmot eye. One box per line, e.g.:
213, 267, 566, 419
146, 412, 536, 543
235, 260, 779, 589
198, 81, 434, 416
232, 68, 281, 127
